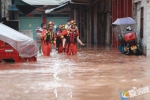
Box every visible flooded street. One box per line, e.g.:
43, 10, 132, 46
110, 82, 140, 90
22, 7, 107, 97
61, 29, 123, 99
0, 46, 150, 100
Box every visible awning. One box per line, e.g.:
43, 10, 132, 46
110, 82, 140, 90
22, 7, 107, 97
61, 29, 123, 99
22, 0, 69, 5
45, 3, 69, 13
15, 0, 40, 14
15, 0, 69, 14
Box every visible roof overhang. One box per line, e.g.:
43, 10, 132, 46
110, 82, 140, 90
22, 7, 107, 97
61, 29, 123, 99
16, 0, 94, 14
15, 0, 39, 14
22, 0, 92, 5
45, 3, 69, 13
22, 0, 69, 5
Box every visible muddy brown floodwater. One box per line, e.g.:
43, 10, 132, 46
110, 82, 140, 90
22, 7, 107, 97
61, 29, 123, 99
0, 46, 150, 100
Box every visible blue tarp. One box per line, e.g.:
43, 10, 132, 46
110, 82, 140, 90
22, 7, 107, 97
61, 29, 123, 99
8, 5, 19, 11
118, 45, 125, 54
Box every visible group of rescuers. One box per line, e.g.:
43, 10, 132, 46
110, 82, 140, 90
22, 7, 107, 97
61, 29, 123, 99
36, 19, 86, 56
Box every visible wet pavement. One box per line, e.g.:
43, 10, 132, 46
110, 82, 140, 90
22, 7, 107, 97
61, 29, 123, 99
0, 46, 150, 100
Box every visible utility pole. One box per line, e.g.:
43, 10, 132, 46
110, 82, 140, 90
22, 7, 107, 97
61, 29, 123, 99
4, 0, 5, 18
0, 0, 2, 21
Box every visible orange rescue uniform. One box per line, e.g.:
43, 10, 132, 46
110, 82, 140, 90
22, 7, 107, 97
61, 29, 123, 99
54, 30, 64, 53
61, 29, 79, 55
40, 29, 54, 56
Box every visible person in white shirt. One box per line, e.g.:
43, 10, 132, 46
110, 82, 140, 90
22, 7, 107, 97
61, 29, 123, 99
36, 27, 43, 55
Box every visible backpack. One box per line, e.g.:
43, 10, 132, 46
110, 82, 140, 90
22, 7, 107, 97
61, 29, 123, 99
46, 34, 50, 42
66, 31, 77, 44
45, 32, 54, 42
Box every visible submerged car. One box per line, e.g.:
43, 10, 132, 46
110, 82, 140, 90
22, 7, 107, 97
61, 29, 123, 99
0, 23, 38, 62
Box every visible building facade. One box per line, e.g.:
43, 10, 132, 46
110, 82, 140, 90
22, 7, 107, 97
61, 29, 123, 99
0, 0, 12, 20
0, 0, 134, 47
72, 0, 133, 47
133, 0, 150, 56
3, 0, 150, 56
11, 0, 133, 48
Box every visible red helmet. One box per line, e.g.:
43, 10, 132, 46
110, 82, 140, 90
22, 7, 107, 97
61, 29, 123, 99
48, 21, 54, 25
59, 24, 63, 29
48, 21, 54, 28
71, 20, 76, 25
59, 24, 65, 30
62, 25, 65, 28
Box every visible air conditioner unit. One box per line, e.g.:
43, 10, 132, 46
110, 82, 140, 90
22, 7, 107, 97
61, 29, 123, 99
20, 30, 33, 39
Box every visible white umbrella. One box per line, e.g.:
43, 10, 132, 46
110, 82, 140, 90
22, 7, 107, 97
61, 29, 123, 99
112, 17, 136, 25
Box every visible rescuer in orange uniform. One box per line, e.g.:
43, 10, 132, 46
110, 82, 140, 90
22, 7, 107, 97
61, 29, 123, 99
54, 24, 65, 53
61, 20, 79, 55
62, 20, 86, 50
40, 22, 55, 56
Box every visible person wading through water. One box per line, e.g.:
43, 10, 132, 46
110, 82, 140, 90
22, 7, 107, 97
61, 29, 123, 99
36, 27, 43, 56
40, 22, 55, 56
62, 20, 86, 50
61, 20, 80, 55
54, 24, 65, 53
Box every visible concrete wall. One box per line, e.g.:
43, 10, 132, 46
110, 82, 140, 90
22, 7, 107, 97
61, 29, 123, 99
133, 0, 150, 56
133, 0, 145, 55
1, 0, 12, 20
145, 0, 150, 56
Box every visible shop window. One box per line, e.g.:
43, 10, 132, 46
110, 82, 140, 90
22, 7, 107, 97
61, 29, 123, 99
55, 14, 62, 17
34, 14, 42, 17
62, 14, 70, 17
47, 14, 70, 17
47, 14, 55, 17
19, 14, 26, 17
